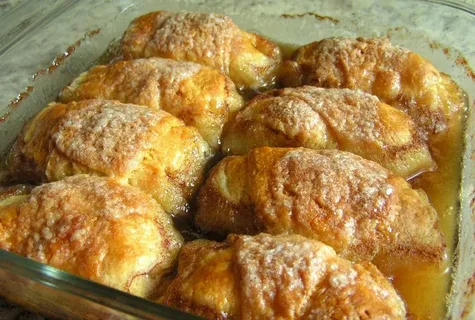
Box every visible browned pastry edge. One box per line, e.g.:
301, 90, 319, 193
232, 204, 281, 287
120, 11, 282, 91
221, 86, 436, 179
0, 175, 184, 298
278, 37, 465, 144
159, 233, 407, 319
195, 147, 447, 273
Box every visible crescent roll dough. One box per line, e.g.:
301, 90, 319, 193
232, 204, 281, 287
160, 233, 406, 319
0, 175, 184, 298
121, 11, 282, 91
7, 100, 213, 216
60, 58, 243, 150
195, 147, 446, 273
222, 86, 434, 179
280, 38, 464, 142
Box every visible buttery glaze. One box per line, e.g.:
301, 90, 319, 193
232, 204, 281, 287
400, 108, 464, 319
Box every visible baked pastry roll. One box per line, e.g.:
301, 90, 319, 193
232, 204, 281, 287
160, 233, 407, 319
280, 38, 464, 142
121, 11, 282, 91
0, 175, 183, 298
7, 100, 213, 216
195, 147, 446, 273
60, 58, 243, 150
222, 86, 434, 179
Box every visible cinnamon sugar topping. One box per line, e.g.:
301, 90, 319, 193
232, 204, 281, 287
52, 101, 165, 175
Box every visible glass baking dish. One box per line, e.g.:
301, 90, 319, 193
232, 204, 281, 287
0, 0, 474, 319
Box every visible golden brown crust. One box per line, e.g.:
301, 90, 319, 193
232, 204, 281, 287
121, 11, 282, 91
60, 58, 243, 149
0, 175, 184, 298
195, 147, 446, 271
6, 102, 82, 182
280, 38, 465, 141
160, 239, 239, 319
222, 86, 435, 179
7, 100, 213, 216
160, 233, 407, 319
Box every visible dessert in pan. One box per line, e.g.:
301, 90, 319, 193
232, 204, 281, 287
195, 147, 445, 268
0, 175, 183, 298
121, 11, 282, 91
59, 58, 243, 150
7, 100, 213, 217
221, 87, 434, 179
279, 37, 465, 146
0, 10, 466, 320
160, 233, 407, 319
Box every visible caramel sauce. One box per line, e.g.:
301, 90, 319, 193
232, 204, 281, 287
403, 110, 464, 319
